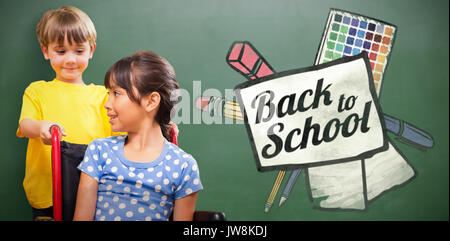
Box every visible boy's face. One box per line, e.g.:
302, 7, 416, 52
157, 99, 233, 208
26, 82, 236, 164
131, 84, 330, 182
41, 36, 96, 84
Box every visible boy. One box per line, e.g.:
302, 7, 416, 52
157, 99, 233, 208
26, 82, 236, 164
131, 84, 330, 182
17, 6, 116, 220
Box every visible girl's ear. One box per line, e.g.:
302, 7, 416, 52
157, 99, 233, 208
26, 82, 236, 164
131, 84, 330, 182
142, 92, 161, 113
41, 44, 50, 60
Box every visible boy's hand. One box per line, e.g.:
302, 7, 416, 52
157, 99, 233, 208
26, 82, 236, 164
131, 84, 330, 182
39, 121, 66, 145
19, 119, 67, 145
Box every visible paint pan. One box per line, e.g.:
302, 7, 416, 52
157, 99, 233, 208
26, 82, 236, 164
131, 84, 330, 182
315, 9, 397, 95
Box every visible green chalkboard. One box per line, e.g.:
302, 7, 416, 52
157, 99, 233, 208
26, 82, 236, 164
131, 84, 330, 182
0, 0, 448, 221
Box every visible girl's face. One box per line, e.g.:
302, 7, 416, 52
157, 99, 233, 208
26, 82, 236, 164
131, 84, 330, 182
42, 35, 95, 84
104, 84, 147, 133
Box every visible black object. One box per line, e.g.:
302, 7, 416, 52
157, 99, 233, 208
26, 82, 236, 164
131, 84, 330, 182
193, 210, 226, 221
168, 210, 226, 221
60, 141, 87, 221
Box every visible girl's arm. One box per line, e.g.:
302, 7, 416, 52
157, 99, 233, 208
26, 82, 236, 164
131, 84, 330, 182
173, 191, 199, 221
73, 172, 99, 221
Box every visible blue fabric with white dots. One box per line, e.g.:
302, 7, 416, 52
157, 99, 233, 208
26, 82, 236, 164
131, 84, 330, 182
77, 135, 203, 221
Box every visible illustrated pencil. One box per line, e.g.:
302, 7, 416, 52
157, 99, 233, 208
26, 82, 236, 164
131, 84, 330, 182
195, 96, 244, 121
264, 170, 286, 213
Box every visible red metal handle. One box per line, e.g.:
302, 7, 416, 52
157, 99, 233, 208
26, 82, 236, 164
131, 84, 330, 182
170, 125, 178, 146
50, 125, 62, 221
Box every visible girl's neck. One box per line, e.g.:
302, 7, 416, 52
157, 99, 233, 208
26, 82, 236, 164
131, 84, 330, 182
125, 121, 165, 152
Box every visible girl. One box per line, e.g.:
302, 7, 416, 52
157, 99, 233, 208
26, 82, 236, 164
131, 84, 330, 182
73, 51, 202, 221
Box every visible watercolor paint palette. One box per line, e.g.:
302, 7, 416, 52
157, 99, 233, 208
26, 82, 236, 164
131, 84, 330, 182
315, 9, 397, 94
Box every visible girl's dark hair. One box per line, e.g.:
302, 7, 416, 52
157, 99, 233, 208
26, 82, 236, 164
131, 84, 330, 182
105, 50, 179, 142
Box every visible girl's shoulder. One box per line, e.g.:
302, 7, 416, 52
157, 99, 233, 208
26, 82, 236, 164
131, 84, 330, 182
89, 135, 126, 149
165, 141, 197, 165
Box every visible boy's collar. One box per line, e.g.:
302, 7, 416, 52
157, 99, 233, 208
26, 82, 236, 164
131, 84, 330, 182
53, 78, 88, 86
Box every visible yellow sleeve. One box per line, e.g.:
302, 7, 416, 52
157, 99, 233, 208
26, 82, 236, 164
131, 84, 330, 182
16, 84, 42, 137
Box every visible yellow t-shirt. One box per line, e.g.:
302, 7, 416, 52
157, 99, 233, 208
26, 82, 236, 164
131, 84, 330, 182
17, 78, 116, 209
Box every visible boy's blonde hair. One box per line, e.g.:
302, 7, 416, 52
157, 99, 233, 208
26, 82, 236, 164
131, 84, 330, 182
36, 6, 96, 47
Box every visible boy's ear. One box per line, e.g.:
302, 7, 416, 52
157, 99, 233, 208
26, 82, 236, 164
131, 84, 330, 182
89, 43, 96, 59
142, 92, 161, 113
40, 44, 50, 60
